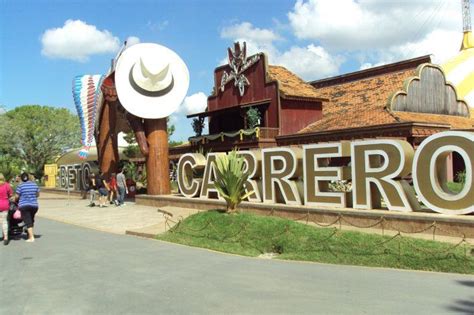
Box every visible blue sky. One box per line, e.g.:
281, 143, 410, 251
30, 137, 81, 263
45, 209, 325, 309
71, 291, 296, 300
0, 0, 467, 141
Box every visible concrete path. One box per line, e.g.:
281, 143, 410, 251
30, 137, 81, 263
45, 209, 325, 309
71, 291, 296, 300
36, 192, 198, 236
1, 218, 473, 314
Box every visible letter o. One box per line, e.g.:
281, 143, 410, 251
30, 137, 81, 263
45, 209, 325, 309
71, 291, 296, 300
413, 131, 474, 214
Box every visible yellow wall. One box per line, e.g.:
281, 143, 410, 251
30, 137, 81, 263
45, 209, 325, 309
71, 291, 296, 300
44, 164, 58, 188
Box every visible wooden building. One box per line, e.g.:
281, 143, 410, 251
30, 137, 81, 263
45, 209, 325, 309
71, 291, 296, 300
277, 56, 473, 147
186, 42, 326, 152
173, 41, 474, 180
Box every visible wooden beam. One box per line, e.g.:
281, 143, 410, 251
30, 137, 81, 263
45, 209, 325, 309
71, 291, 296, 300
145, 118, 170, 195
98, 100, 119, 177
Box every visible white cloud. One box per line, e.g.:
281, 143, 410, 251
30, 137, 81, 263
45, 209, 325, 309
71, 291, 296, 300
125, 36, 141, 47
0, 107, 6, 115
288, 0, 464, 71
391, 29, 462, 64
221, 22, 281, 44
147, 20, 169, 32
168, 114, 179, 125
220, 22, 343, 80
277, 44, 344, 80
41, 19, 120, 62
357, 29, 462, 70
288, 0, 460, 51
218, 2, 463, 83
180, 92, 208, 115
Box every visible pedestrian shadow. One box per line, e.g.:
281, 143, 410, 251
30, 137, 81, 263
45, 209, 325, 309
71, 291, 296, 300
456, 280, 474, 287
445, 281, 474, 313
17, 234, 42, 240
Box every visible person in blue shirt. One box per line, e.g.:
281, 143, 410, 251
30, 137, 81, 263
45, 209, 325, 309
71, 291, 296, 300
15, 172, 40, 242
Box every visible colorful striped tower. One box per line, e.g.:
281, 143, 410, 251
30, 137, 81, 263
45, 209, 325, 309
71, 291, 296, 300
72, 74, 105, 159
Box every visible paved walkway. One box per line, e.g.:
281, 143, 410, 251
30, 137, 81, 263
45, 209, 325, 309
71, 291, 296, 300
5, 192, 468, 246
1, 218, 473, 314
36, 192, 199, 236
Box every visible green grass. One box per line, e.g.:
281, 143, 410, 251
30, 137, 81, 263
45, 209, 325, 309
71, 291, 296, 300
157, 211, 474, 274
170, 181, 178, 193
447, 182, 464, 193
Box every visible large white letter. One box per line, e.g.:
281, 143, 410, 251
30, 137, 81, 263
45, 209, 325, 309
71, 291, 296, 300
262, 148, 302, 205
413, 131, 474, 215
239, 150, 262, 202
303, 142, 351, 208
177, 153, 206, 198
351, 140, 419, 212
200, 153, 225, 200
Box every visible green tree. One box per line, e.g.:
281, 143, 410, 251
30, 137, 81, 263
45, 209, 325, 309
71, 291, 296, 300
123, 131, 140, 158
0, 105, 81, 179
0, 155, 24, 181
123, 118, 181, 158
0, 111, 27, 179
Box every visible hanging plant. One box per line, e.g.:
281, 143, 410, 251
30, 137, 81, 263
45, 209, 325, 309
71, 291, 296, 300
246, 107, 261, 129
192, 117, 206, 136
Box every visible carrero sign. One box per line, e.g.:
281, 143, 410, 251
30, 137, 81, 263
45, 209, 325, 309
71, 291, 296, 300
177, 131, 474, 215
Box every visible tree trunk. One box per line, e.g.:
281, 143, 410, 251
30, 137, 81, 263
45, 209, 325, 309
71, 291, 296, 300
145, 118, 170, 195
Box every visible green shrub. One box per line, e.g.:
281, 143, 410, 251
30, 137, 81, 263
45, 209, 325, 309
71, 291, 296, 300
214, 150, 253, 213
192, 117, 205, 137
456, 170, 466, 184
246, 107, 260, 129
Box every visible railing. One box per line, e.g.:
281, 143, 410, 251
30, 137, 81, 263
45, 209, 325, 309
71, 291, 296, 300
189, 127, 279, 145
258, 127, 279, 139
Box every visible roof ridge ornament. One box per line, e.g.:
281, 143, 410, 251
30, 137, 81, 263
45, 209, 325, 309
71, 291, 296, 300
462, 0, 471, 32
461, 0, 474, 50
219, 41, 260, 96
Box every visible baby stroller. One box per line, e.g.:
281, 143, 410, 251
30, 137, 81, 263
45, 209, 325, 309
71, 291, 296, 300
8, 201, 24, 238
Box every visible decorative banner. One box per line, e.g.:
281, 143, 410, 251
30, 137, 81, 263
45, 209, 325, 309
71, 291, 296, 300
72, 75, 105, 159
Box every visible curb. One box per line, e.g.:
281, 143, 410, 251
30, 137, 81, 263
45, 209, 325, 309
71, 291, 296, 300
125, 230, 157, 239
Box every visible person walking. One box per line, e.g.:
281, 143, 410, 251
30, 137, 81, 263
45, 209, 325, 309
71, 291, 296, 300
15, 172, 40, 243
116, 168, 128, 206
0, 173, 13, 245
88, 173, 97, 207
95, 171, 109, 208
108, 173, 118, 206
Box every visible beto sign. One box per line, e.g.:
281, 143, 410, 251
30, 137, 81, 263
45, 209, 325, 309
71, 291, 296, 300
177, 131, 474, 215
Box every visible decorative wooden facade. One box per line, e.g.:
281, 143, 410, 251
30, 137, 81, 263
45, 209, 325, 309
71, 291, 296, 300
186, 42, 326, 152
173, 44, 474, 180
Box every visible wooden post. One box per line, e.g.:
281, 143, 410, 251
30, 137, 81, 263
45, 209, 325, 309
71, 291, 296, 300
145, 118, 170, 195
98, 101, 119, 177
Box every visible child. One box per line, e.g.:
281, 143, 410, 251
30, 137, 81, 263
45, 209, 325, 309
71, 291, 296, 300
108, 173, 118, 206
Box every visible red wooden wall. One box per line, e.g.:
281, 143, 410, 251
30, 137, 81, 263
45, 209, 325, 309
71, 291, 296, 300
280, 99, 323, 135
207, 55, 280, 133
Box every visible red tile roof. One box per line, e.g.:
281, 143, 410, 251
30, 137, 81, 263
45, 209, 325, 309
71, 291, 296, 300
299, 64, 474, 134
267, 66, 324, 100
299, 69, 413, 133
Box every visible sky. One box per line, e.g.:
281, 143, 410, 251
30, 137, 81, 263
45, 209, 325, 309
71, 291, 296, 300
0, 0, 468, 142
